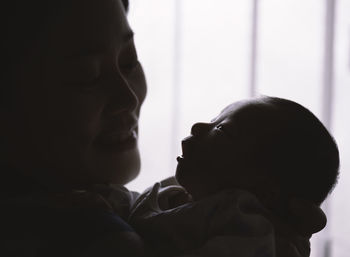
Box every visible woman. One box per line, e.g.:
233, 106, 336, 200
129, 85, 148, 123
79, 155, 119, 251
0, 0, 326, 256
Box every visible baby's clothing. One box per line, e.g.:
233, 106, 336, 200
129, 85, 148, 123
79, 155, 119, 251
129, 177, 310, 257
0, 164, 311, 257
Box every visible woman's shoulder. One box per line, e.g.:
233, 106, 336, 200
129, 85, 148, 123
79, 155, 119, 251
0, 165, 145, 256
0, 189, 142, 256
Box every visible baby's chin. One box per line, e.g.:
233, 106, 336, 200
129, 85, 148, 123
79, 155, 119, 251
175, 163, 186, 188
175, 165, 214, 201
175, 156, 200, 186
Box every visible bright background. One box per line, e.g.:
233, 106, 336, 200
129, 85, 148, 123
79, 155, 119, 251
126, 1, 350, 256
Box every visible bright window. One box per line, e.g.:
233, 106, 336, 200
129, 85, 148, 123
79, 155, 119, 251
127, 1, 350, 255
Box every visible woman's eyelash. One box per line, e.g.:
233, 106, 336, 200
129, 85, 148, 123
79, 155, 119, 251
67, 74, 102, 91
121, 60, 140, 72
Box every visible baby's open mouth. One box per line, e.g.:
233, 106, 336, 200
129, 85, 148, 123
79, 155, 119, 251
177, 135, 196, 162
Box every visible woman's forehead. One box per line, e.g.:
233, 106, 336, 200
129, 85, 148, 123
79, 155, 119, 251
48, 0, 131, 57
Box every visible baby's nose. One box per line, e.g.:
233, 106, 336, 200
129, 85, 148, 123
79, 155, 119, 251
191, 122, 211, 136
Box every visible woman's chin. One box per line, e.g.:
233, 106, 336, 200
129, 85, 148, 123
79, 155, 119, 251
116, 163, 141, 185
87, 147, 141, 185
110, 153, 141, 185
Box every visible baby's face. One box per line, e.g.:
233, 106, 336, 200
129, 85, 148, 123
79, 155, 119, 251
176, 100, 269, 199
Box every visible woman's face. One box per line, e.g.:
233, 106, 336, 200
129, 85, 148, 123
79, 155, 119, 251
3, 0, 146, 188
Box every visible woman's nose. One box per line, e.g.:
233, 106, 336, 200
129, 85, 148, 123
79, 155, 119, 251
105, 72, 139, 115
191, 122, 211, 136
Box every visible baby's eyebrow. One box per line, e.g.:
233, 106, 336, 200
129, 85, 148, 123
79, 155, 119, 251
210, 115, 221, 123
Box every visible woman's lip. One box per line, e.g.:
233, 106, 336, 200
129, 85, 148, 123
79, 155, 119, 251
94, 130, 138, 152
101, 123, 138, 135
98, 130, 136, 142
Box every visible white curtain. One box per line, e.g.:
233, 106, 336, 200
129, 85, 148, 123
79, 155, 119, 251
126, 1, 350, 256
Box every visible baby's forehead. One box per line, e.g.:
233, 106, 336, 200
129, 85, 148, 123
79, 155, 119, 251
218, 101, 263, 121
216, 101, 280, 136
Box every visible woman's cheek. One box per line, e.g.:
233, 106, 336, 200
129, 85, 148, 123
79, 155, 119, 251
128, 66, 147, 108
48, 81, 103, 148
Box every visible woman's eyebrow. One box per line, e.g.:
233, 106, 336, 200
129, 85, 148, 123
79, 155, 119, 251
67, 31, 134, 59
67, 45, 105, 59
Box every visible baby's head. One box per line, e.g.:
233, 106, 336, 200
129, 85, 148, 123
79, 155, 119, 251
176, 96, 339, 211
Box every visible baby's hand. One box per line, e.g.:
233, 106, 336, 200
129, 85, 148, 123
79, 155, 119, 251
288, 198, 327, 237
130, 178, 192, 220
130, 187, 275, 255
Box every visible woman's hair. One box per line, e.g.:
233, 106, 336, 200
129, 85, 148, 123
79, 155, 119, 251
122, 0, 129, 11
0, 0, 129, 108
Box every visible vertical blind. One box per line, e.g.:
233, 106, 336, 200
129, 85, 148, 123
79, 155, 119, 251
126, 1, 350, 256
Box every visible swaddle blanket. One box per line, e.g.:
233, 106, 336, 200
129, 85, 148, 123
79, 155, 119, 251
129, 177, 310, 257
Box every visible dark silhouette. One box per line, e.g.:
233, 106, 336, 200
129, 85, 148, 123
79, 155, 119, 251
128, 97, 338, 257
176, 96, 339, 207
1, 0, 145, 256
176, 97, 339, 246
0, 0, 331, 256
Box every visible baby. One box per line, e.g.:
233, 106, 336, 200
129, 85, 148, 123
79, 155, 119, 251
175, 96, 339, 212
130, 96, 339, 257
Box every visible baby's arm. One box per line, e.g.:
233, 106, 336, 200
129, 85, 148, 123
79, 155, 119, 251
130, 181, 277, 256
130, 179, 323, 257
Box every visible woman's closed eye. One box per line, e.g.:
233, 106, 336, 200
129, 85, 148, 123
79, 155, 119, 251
119, 40, 140, 74
120, 59, 140, 74
62, 71, 102, 91
61, 57, 103, 90
82, 74, 103, 88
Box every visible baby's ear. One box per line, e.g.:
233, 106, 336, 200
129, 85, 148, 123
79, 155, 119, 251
253, 179, 281, 210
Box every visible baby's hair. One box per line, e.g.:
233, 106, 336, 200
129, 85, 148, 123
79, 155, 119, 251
251, 96, 339, 206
